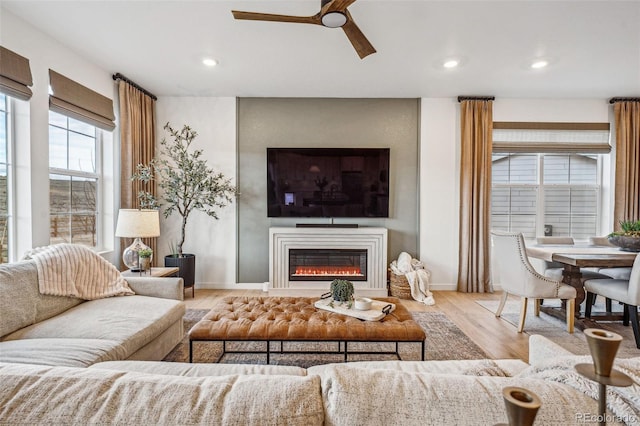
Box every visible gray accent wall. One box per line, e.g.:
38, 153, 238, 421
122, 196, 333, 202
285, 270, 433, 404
237, 98, 420, 283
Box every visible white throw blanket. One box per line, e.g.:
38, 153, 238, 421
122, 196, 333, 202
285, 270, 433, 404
518, 356, 640, 424
390, 252, 435, 305
24, 244, 134, 300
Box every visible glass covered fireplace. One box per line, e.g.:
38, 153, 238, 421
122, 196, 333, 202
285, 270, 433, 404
288, 249, 367, 282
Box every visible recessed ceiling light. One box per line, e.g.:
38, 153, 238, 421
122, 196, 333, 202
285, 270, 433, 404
531, 60, 548, 69
443, 59, 459, 69
202, 58, 218, 67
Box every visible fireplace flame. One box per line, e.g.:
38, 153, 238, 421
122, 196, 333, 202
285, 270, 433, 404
293, 266, 364, 277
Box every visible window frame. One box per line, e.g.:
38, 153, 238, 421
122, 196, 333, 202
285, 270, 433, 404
48, 111, 103, 248
0, 94, 16, 263
491, 152, 604, 240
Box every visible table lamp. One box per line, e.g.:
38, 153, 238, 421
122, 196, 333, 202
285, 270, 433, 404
115, 209, 160, 271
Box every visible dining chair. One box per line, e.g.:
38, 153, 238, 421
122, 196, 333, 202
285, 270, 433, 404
584, 254, 640, 349
589, 236, 632, 280
491, 230, 576, 333
535, 236, 575, 281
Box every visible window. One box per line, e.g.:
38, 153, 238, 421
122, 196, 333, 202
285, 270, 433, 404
49, 110, 100, 247
0, 94, 12, 263
491, 122, 609, 240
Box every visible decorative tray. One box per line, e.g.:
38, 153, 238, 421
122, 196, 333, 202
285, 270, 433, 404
314, 297, 396, 321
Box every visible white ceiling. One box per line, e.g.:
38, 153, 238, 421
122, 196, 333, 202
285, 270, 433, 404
2, 0, 640, 99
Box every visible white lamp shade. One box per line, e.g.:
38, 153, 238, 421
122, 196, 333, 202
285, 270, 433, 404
115, 209, 160, 238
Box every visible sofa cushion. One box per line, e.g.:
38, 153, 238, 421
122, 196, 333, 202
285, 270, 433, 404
308, 358, 528, 377
0, 261, 39, 337
0, 362, 324, 426
0, 260, 84, 338
315, 364, 624, 425
0, 338, 124, 367
2, 295, 185, 360
91, 360, 308, 376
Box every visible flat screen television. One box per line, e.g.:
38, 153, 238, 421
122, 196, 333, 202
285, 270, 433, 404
267, 148, 390, 218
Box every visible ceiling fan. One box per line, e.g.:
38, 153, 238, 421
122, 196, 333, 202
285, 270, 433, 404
231, 0, 376, 59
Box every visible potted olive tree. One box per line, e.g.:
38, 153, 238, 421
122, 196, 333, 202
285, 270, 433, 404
132, 122, 238, 291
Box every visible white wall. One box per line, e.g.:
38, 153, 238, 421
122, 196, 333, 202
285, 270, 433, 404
1, 9, 117, 262
3, 8, 617, 289
419, 98, 614, 290
155, 97, 239, 288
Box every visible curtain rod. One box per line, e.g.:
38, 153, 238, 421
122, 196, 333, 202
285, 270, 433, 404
112, 73, 157, 100
609, 97, 640, 104
457, 96, 495, 102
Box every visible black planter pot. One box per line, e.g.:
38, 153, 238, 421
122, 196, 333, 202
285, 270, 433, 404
165, 254, 196, 296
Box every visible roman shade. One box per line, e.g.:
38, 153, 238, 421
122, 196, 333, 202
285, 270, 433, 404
0, 46, 33, 101
49, 69, 115, 131
493, 122, 611, 153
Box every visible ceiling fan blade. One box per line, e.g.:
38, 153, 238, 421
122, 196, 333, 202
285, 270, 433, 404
232, 10, 320, 25
341, 13, 376, 59
322, 0, 358, 13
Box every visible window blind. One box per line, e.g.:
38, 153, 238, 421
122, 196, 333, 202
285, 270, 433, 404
49, 69, 115, 131
0, 46, 33, 101
493, 122, 611, 154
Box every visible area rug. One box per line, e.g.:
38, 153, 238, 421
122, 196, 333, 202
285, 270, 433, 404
163, 309, 488, 367
476, 298, 639, 358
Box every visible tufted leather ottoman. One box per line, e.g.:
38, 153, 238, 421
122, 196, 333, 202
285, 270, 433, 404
188, 296, 426, 364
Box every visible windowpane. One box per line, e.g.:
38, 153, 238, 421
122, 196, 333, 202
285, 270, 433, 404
492, 145, 602, 240
510, 187, 537, 215
50, 174, 71, 213
510, 215, 536, 239
491, 214, 510, 232
492, 155, 509, 183
49, 110, 68, 129
569, 155, 597, 185
68, 117, 95, 137
543, 155, 569, 184
50, 214, 70, 244
68, 132, 95, 173
544, 188, 570, 215
491, 187, 509, 214
48, 111, 99, 249
71, 177, 96, 212
71, 214, 96, 246
49, 126, 68, 169
0, 217, 7, 263
543, 215, 570, 236
508, 154, 537, 184
0, 94, 10, 263
0, 164, 7, 215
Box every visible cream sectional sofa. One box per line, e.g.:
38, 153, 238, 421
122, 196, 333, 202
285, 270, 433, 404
0, 259, 185, 367
0, 336, 638, 425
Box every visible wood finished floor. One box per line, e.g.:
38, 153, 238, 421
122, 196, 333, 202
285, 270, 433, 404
183, 289, 531, 362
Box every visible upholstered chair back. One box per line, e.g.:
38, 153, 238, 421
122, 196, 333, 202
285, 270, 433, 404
491, 230, 562, 298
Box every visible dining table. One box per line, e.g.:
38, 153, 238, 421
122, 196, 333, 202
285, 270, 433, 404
525, 243, 638, 326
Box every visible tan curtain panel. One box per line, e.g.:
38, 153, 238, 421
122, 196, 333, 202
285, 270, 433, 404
458, 99, 493, 293
118, 79, 157, 266
613, 100, 640, 226
0, 46, 33, 100
493, 122, 611, 153
49, 69, 115, 130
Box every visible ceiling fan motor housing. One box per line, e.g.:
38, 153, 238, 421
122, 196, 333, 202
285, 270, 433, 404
321, 12, 347, 28
320, 0, 347, 28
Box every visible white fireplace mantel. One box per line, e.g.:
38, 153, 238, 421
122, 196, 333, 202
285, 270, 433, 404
269, 227, 388, 297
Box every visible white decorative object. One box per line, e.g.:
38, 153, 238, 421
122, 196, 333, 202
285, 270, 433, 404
355, 297, 373, 310
269, 227, 387, 296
